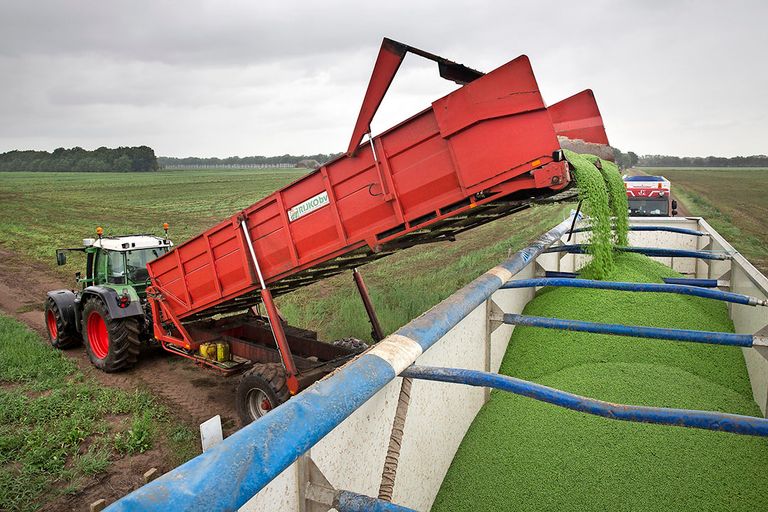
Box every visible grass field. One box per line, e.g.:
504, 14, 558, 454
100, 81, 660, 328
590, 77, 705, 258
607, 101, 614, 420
0, 169, 307, 275
0, 168, 571, 341
0, 315, 197, 512
639, 167, 768, 273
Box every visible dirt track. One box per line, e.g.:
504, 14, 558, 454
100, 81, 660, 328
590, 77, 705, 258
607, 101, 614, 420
0, 247, 241, 431
0, 246, 251, 509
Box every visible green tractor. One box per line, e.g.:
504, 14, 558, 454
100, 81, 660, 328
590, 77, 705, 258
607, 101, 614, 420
45, 227, 172, 372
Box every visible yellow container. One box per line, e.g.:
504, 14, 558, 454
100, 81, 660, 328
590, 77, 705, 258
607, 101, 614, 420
216, 342, 230, 362
199, 342, 217, 360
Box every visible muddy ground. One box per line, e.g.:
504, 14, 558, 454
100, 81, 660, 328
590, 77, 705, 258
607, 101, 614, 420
0, 246, 242, 509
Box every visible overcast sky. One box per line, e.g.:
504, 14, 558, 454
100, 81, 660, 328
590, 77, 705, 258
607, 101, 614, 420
0, 0, 765, 158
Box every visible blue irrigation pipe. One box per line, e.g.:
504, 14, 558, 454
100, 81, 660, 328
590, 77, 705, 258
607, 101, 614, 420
503, 314, 764, 347
400, 365, 768, 437
663, 277, 719, 288
572, 225, 707, 236
500, 278, 767, 307
542, 244, 731, 261
336, 491, 418, 512
104, 215, 580, 512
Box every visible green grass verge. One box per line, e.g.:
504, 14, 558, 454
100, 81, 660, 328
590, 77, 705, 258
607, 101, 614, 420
433, 253, 768, 511
0, 316, 198, 512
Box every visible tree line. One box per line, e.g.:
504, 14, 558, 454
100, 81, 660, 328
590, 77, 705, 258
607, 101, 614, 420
158, 153, 342, 168
636, 154, 768, 167
612, 148, 639, 169
0, 146, 158, 172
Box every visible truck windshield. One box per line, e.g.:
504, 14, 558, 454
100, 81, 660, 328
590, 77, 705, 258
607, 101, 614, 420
628, 198, 669, 217
126, 248, 169, 283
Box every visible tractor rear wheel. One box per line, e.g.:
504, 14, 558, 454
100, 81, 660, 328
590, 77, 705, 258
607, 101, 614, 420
236, 363, 290, 425
82, 299, 141, 372
44, 298, 80, 349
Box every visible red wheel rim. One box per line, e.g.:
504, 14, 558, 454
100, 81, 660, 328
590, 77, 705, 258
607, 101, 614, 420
46, 310, 58, 339
87, 311, 109, 359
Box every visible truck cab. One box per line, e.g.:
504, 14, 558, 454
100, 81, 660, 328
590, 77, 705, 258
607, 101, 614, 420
623, 175, 678, 217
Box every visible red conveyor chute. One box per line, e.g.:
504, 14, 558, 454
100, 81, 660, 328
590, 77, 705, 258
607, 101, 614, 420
148, 40, 586, 323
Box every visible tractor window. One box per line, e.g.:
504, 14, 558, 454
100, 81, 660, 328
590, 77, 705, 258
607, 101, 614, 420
126, 247, 168, 283
107, 251, 127, 284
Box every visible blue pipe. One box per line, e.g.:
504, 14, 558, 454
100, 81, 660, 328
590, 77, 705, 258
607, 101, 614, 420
500, 278, 766, 306
503, 313, 755, 347
572, 225, 707, 236
400, 365, 768, 437
336, 491, 419, 512
104, 215, 579, 511
663, 277, 719, 288
543, 244, 731, 261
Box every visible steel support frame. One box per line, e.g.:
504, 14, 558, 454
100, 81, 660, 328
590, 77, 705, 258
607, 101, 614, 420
240, 216, 300, 395
353, 268, 385, 341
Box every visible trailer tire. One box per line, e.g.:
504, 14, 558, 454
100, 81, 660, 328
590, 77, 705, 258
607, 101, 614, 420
82, 299, 141, 372
333, 337, 369, 353
45, 297, 80, 349
236, 363, 290, 425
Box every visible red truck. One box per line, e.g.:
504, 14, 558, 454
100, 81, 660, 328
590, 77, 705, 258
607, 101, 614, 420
624, 175, 679, 217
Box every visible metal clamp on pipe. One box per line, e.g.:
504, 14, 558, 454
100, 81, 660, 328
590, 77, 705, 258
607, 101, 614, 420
662, 277, 730, 288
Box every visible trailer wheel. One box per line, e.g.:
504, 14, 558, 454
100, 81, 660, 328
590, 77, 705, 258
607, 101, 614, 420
44, 297, 80, 349
236, 363, 290, 425
82, 299, 141, 372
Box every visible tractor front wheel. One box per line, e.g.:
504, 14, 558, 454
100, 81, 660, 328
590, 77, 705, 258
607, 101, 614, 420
82, 299, 141, 372
236, 363, 291, 425
44, 298, 80, 349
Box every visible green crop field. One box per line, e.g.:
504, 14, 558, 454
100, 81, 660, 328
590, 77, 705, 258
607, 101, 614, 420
0, 169, 308, 272
640, 167, 768, 273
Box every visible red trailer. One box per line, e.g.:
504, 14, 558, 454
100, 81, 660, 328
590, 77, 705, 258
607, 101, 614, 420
136, 39, 610, 423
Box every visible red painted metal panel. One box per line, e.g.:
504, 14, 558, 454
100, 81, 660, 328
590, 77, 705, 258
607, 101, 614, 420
147, 53, 570, 321
548, 89, 610, 145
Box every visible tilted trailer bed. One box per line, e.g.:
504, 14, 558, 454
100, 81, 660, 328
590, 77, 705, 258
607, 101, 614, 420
138, 39, 611, 421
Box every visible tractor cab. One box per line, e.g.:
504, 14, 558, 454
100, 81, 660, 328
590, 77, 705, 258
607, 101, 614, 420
55, 228, 173, 298
88, 235, 172, 295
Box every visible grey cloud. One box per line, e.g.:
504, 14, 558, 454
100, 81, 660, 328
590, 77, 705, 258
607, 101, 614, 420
0, 0, 766, 157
